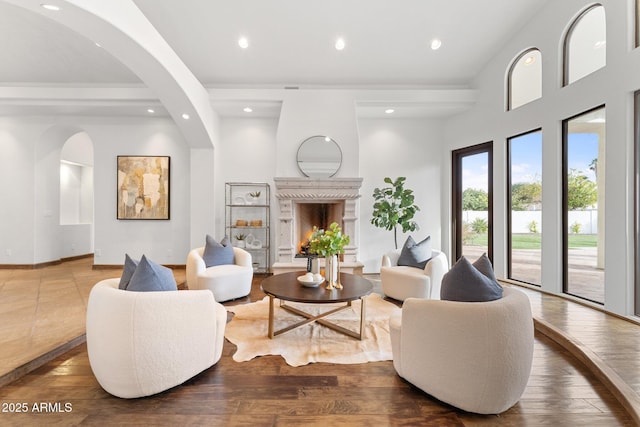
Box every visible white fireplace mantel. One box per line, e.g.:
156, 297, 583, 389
271, 177, 364, 275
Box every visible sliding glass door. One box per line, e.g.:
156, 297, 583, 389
452, 142, 493, 262
563, 106, 605, 304
508, 130, 542, 285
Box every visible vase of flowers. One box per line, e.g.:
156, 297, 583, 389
309, 222, 350, 290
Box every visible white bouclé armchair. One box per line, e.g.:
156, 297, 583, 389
86, 278, 227, 399
186, 246, 253, 302
381, 250, 449, 301
389, 287, 534, 414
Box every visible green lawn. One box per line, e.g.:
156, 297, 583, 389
465, 233, 597, 249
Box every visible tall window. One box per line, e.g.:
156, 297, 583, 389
634, 93, 640, 316
637, 0, 640, 48
564, 5, 606, 85
452, 142, 493, 262
508, 49, 542, 110
563, 106, 605, 304
508, 130, 542, 285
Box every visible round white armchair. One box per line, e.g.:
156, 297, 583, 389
381, 250, 449, 301
186, 246, 253, 302
389, 287, 534, 414
86, 278, 227, 398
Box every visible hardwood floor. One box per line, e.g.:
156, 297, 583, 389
0, 262, 636, 426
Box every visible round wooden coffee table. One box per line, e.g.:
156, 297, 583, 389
260, 271, 373, 340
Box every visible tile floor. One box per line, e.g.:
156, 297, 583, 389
0, 257, 185, 379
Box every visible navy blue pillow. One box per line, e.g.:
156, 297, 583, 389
397, 235, 432, 269
440, 255, 503, 302
118, 254, 139, 290
126, 255, 177, 292
202, 235, 235, 267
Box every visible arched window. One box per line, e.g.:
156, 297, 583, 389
507, 48, 542, 110
564, 4, 606, 86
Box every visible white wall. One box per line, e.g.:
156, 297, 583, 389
89, 117, 192, 265
0, 118, 37, 264
0, 115, 194, 266
443, 0, 639, 315
358, 118, 444, 273
275, 90, 360, 178
214, 117, 279, 259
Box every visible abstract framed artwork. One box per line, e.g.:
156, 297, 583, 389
117, 156, 170, 220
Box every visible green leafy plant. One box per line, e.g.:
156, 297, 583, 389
249, 191, 261, 198
371, 177, 420, 249
309, 222, 350, 257
570, 221, 581, 234
528, 220, 539, 233
471, 217, 488, 234
462, 188, 489, 211
235, 233, 246, 241
567, 169, 597, 210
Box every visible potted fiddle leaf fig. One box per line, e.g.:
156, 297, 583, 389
371, 176, 420, 249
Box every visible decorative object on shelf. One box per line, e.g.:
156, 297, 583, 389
236, 219, 248, 227
234, 233, 247, 248
296, 272, 325, 287
248, 239, 263, 249
233, 196, 245, 205
309, 222, 350, 290
371, 176, 420, 249
252, 262, 260, 272
245, 191, 261, 204
117, 155, 170, 220
249, 219, 263, 227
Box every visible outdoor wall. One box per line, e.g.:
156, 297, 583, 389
442, 0, 638, 315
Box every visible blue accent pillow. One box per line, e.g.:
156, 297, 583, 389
397, 235, 432, 269
126, 255, 178, 292
440, 255, 503, 302
473, 252, 501, 285
202, 235, 235, 267
118, 254, 138, 290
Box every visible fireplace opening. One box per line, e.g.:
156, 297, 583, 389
295, 202, 344, 256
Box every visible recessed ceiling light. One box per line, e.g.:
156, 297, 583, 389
324, 137, 331, 142
594, 40, 606, 49
147, 109, 155, 114
430, 38, 442, 50
243, 107, 253, 113
95, 42, 102, 48
335, 37, 346, 51
182, 113, 190, 120
385, 109, 395, 114
238, 37, 249, 49
524, 55, 535, 65
40, 4, 60, 11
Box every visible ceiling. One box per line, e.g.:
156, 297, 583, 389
0, 0, 552, 118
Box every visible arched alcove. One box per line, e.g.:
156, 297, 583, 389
60, 132, 95, 259
34, 125, 92, 263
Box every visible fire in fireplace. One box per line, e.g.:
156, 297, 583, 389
296, 202, 344, 256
